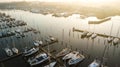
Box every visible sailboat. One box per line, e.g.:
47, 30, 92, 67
44, 62, 56, 67
81, 31, 88, 38
4, 39, 13, 56
91, 24, 97, 39
107, 21, 113, 43
56, 48, 71, 57
23, 47, 39, 57
27, 53, 49, 66
12, 47, 19, 54
11, 37, 19, 54
68, 52, 85, 65
4, 48, 13, 56
113, 24, 120, 44
87, 24, 93, 38
88, 59, 101, 67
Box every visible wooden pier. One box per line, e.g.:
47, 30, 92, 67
39, 40, 65, 66
73, 27, 120, 38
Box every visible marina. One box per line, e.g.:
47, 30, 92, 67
0, 4, 120, 67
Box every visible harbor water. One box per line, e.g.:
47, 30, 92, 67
0, 10, 120, 67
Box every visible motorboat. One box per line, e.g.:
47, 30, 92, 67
62, 51, 79, 60
50, 36, 56, 41
107, 36, 113, 43
15, 34, 21, 38
81, 31, 88, 38
12, 47, 19, 54
23, 47, 39, 57
28, 53, 49, 66
88, 59, 101, 67
4, 48, 13, 56
68, 53, 85, 65
113, 38, 119, 44
86, 32, 93, 37
34, 40, 43, 47
44, 62, 56, 67
15, 29, 21, 33
91, 33, 97, 39
56, 48, 71, 57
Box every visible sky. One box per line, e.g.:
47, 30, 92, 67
0, 0, 119, 5
0, 0, 119, 2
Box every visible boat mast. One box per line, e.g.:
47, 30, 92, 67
110, 21, 113, 36
116, 24, 120, 37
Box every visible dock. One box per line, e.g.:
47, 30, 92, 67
73, 27, 119, 38
41, 39, 58, 47
88, 17, 111, 24
39, 40, 65, 66
0, 53, 22, 63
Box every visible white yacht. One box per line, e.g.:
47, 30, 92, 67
49, 36, 57, 41
107, 37, 113, 43
81, 31, 88, 37
68, 53, 85, 65
23, 47, 39, 56
62, 51, 79, 60
86, 32, 93, 37
113, 38, 119, 44
34, 40, 43, 47
88, 59, 101, 67
56, 48, 71, 57
91, 33, 97, 39
28, 53, 49, 66
4, 48, 13, 56
12, 47, 19, 54
44, 62, 56, 67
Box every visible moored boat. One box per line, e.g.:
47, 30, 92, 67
62, 51, 79, 60
23, 47, 39, 57
4, 48, 13, 56
12, 47, 19, 54
113, 38, 119, 44
44, 62, 57, 67
91, 33, 97, 39
88, 59, 101, 67
56, 48, 71, 57
27, 53, 49, 66
68, 52, 85, 65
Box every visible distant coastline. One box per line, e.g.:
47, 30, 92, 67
0, 1, 120, 19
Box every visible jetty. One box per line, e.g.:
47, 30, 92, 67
88, 17, 111, 24
73, 27, 120, 39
